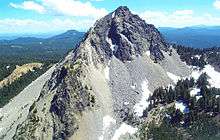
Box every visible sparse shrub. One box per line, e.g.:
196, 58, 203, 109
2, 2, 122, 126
29, 102, 36, 112
90, 95, 95, 104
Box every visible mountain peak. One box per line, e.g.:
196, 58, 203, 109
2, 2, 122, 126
114, 6, 131, 16
88, 6, 168, 62
115, 6, 129, 11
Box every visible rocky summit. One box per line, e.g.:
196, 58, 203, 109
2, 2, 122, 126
3, 6, 192, 140
90, 6, 168, 62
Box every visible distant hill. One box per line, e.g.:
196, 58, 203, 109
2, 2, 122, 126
159, 26, 220, 48
0, 30, 85, 50
0, 30, 85, 60
44, 30, 85, 49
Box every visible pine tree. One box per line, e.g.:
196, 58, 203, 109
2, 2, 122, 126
189, 77, 195, 87
197, 73, 209, 88
168, 86, 175, 103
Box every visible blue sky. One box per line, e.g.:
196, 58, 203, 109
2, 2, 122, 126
1, 0, 220, 34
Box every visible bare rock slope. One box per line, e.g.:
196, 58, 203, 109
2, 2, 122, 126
0, 66, 55, 140
12, 6, 191, 140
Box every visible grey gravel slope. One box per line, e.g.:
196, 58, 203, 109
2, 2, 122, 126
0, 66, 55, 140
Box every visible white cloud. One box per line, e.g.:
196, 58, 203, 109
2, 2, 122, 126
42, 0, 107, 17
214, 0, 220, 9
140, 10, 220, 27
173, 10, 193, 15
10, 1, 46, 13
0, 18, 95, 34
90, 0, 104, 1
7, 2, 220, 33
8, 0, 108, 33
10, 0, 107, 18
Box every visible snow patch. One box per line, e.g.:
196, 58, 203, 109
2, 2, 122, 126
165, 113, 171, 119
190, 88, 200, 97
167, 72, 181, 84
99, 135, 104, 140
111, 123, 137, 140
124, 102, 129, 106
106, 36, 118, 52
146, 51, 150, 57
175, 101, 189, 114
196, 95, 202, 100
194, 55, 201, 59
99, 115, 116, 140
131, 85, 135, 89
119, 33, 133, 46
131, 83, 136, 89
112, 12, 115, 18
203, 65, 220, 88
103, 115, 116, 130
134, 80, 151, 117
104, 66, 110, 81
191, 69, 202, 80
104, 61, 111, 81
191, 65, 220, 88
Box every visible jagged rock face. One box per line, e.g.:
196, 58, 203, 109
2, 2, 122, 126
12, 6, 191, 140
89, 6, 168, 62
13, 57, 95, 140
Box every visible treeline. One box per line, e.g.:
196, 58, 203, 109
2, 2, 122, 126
147, 73, 220, 125
143, 74, 220, 140
173, 44, 207, 68
146, 113, 220, 140
0, 48, 65, 80
0, 32, 83, 108
0, 51, 64, 63
0, 64, 50, 107
173, 44, 220, 70
0, 64, 16, 81
0, 44, 70, 108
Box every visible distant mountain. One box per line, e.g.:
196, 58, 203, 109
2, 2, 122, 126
44, 30, 85, 49
0, 30, 85, 58
0, 32, 62, 40
0, 36, 22, 40
49, 30, 83, 40
0, 30, 85, 50
0, 37, 43, 44
159, 26, 220, 48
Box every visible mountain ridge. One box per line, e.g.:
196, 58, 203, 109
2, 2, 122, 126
159, 26, 220, 48
0, 30, 85, 63
0, 30, 84, 47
